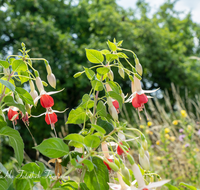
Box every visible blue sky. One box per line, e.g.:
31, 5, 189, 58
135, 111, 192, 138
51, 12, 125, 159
118, 0, 200, 23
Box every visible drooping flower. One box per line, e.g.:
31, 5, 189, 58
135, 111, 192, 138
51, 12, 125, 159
126, 75, 158, 119
21, 112, 29, 126
40, 94, 54, 108
8, 107, 19, 124
103, 159, 113, 171
45, 111, 58, 125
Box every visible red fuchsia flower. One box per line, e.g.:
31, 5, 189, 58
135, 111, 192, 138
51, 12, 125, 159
45, 111, 58, 126
117, 142, 130, 155
126, 75, 159, 119
40, 94, 54, 108
112, 100, 119, 113
7, 107, 19, 125
103, 159, 113, 171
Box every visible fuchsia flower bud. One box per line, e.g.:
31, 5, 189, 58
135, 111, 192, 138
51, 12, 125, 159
21, 112, 29, 126
36, 76, 44, 93
40, 94, 54, 108
47, 73, 56, 89
103, 159, 113, 171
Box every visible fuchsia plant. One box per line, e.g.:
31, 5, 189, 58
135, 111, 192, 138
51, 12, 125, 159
0, 40, 170, 190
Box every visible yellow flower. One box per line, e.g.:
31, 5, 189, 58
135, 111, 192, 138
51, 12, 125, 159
172, 120, 178, 125
170, 136, 176, 142
165, 134, 170, 139
194, 148, 199, 152
164, 128, 170, 134
156, 156, 162, 161
146, 129, 153, 135
187, 125, 192, 130
156, 140, 160, 145
147, 121, 152, 127
181, 110, 187, 118
139, 125, 145, 129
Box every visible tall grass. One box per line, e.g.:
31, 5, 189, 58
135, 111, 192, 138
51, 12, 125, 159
121, 83, 200, 187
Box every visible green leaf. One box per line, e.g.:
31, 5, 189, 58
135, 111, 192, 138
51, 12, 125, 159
15, 87, 34, 105
179, 182, 197, 190
82, 160, 94, 172
40, 177, 51, 190
12, 60, 28, 72
67, 107, 88, 124
91, 80, 104, 91
0, 79, 15, 92
74, 72, 84, 78
96, 101, 107, 117
0, 116, 7, 129
80, 183, 90, 190
91, 124, 106, 135
106, 54, 118, 62
117, 52, 128, 58
107, 40, 117, 51
0, 126, 24, 166
97, 119, 114, 135
117, 40, 123, 46
107, 81, 120, 94
0, 60, 9, 68
108, 91, 123, 109
3, 96, 26, 114
84, 157, 109, 190
165, 184, 180, 190
96, 67, 110, 75
61, 180, 79, 189
14, 178, 33, 190
64, 134, 84, 144
61, 152, 82, 167
34, 138, 69, 158
84, 68, 95, 80
101, 50, 110, 55
86, 49, 104, 64
0, 179, 8, 190
71, 158, 83, 168
18, 71, 30, 84
21, 162, 43, 174
84, 135, 100, 148
80, 94, 94, 109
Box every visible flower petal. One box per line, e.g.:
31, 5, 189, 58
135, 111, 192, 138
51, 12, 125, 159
147, 179, 171, 189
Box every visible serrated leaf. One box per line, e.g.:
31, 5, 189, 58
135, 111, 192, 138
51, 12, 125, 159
0, 79, 15, 92
107, 40, 117, 51
84, 67, 95, 80
12, 60, 27, 72
34, 138, 69, 158
3, 96, 26, 114
15, 87, 34, 105
96, 67, 110, 75
86, 49, 104, 64
91, 80, 104, 91
101, 50, 110, 55
0, 60, 9, 68
84, 135, 100, 148
96, 101, 107, 117
106, 54, 118, 63
67, 107, 88, 124
64, 134, 84, 144
117, 52, 128, 58
84, 157, 109, 190
0, 126, 24, 166
91, 124, 106, 135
